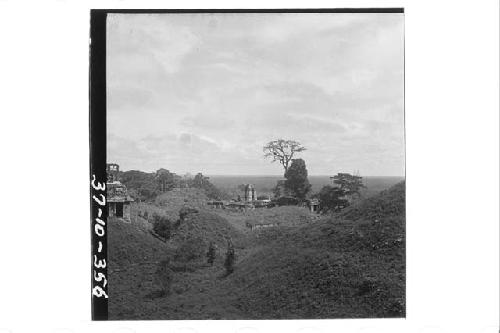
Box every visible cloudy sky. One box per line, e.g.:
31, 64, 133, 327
107, 13, 404, 176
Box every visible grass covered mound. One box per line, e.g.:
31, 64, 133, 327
244, 206, 314, 227
108, 180, 405, 320
224, 181, 406, 319
170, 209, 246, 253
131, 203, 245, 261
341, 181, 405, 221
108, 216, 167, 268
107, 208, 245, 319
108, 215, 172, 319
229, 245, 404, 319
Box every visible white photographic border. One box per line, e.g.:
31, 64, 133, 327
0, 0, 497, 332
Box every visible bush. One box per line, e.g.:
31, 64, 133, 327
152, 214, 173, 240
179, 207, 199, 222
224, 240, 236, 275
316, 185, 349, 213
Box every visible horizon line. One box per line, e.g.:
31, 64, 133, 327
206, 174, 405, 177
116, 168, 404, 178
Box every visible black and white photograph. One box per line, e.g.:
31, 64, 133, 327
102, 10, 406, 320
0, 0, 498, 332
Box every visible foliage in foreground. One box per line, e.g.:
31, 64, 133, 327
152, 214, 174, 240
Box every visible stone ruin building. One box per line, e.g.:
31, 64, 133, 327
106, 163, 133, 222
308, 198, 320, 213
243, 184, 257, 202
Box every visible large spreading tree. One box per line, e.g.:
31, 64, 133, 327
263, 139, 306, 174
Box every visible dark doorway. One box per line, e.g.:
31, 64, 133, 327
116, 202, 124, 217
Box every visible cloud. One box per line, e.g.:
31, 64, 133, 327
108, 14, 200, 74
107, 13, 405, 176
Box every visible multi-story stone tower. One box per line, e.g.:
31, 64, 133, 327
244, 184, 257, 202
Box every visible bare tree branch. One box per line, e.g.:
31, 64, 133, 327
263, 139, 307, 174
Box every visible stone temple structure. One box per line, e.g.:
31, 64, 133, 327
308, 198, 320, 213
243, 184, 257, 202
106, 163, 133, 222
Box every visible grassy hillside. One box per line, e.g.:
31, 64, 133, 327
341, 181, 405, 221
107, 215, 170, 318
217, 205, 315, 231
224, 181, 405, 318
226, 220, 404, 318
108, 206, 248, 319
108, 216, 167, 268
108, 181, 405, 319
170, 209, 247, 250
132, 187, 211, 222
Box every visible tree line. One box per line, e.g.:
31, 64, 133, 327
118, 169, 228, 201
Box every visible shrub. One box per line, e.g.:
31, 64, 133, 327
224, 239, 236, 275
152, 214, 173, 240
179, 207, 199, 222
316, 185, 349, 213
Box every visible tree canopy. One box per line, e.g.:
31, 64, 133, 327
263, 139, 306, 174
190, 173, 228, 200
120, 170, 159, 201
331, 173, 365, 196
284, 158, 311, 200
155, 168, 179, 192
315, 173, 365, 213
316, 185, 349, 213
